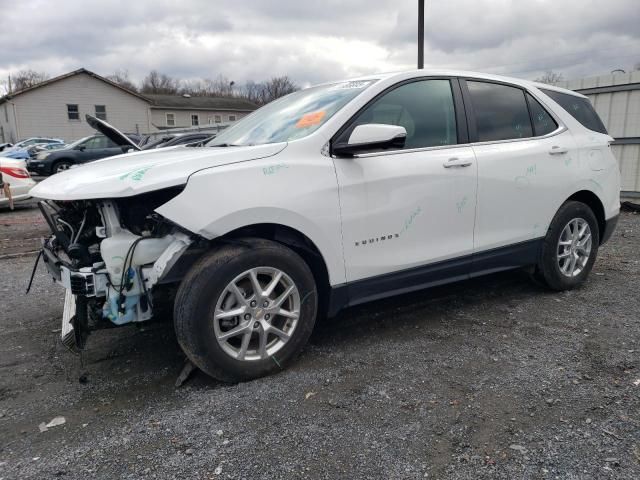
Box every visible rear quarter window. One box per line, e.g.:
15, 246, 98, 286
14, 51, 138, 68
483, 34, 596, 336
540, 89, 607, 134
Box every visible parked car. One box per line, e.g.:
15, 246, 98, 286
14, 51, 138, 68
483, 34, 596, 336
31, 70, 620, 382
0, 142, 12, 152
141, 133, 215, 149
0, 157, 36, 208
2, 147, 31, 160
27, 142, 67, 158
2, 137, 64, 154
27, 134, 136, 175
3, 142, 66, 160
84, 114, 213, 151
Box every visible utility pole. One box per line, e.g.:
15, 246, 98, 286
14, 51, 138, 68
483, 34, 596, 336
418, 0, 425, 69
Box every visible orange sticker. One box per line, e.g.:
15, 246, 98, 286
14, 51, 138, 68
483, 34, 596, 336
295, 110, 326, 128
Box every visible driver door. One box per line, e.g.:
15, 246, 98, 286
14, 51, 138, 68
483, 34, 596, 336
331, 78, 477, 300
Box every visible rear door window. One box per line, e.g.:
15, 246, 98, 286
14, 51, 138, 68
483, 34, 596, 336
526, 93, 558, 136
539, 89, 607, 134
466, 81, 533, 142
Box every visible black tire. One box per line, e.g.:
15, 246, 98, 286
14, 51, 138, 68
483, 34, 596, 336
535, 201, 600, 291
53, 160, 73, 174
174, 238, 318, 382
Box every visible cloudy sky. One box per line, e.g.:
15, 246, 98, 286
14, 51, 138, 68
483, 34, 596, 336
0, 0, 639, 87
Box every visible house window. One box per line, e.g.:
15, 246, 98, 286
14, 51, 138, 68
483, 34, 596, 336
191, 114, 199, 126
95, 105, 107, 121
67, 104, 80, 121
166, 113, 175, 126
228, 115, 236, 122
214, 115, 222, 123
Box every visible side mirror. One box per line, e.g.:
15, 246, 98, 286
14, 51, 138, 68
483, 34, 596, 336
76, 145, 86, 151
332, 124, 406, 157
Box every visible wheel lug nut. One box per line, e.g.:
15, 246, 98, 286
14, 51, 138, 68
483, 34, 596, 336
263, 301, 269, 307
250, 301, 257, 307
254, 322, 260, 328
244, 314, 251, 320
265, 314, 270, 320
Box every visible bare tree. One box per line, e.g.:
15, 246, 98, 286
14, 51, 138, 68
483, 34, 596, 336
7, 69, 49, 92
239, 76, 298, 105
106, 69, 138, 92
240, 80, 266, 104
181, 75, 235, 97
141, 70, 180, 94
534, 70, 564, 84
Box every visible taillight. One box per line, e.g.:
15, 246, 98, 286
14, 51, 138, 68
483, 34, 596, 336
0, 166, 31, 179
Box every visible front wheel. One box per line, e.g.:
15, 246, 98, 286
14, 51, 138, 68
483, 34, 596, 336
53, 161, 73, 174
535, 201, 600, 290
174, 238, 318, 382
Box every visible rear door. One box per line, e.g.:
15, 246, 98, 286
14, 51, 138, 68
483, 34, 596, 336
332, 78, 478, 295
461, 79, 577, 266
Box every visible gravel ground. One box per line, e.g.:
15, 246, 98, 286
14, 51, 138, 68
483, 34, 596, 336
0, 204, 639, 479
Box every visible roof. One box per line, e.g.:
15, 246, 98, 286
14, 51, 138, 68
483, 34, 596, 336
319, 68, 586, 98
145, 94, 258, 112
0, 68, 149, 105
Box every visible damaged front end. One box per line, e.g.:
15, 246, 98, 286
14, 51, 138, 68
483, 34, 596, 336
36, 187, 197, 351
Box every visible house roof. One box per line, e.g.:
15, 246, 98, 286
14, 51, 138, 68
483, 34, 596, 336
0, 68, 149, 105
145, 94, 258, 112
0, 68, 259, 113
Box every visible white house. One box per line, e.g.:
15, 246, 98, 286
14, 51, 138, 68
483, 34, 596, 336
0, 69, 258, 143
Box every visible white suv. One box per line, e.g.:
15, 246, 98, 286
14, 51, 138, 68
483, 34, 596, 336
31, 70, 620, 382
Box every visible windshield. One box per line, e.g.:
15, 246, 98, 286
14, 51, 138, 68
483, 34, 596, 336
207, 79, 377, 147
66, 136, 93, 149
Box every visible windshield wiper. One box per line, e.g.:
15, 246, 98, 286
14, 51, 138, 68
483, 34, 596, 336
209, 143, 241, 147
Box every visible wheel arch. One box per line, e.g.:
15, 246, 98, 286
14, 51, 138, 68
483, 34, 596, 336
564, 190, 606, 244
49, 157, 74, 174
217, 223, 332, 318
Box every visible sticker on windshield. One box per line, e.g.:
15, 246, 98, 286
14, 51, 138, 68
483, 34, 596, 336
296, 111, 326, 128
329, 80, 376, 90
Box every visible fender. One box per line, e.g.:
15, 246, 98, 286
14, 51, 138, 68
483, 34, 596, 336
155, 152, 346, 286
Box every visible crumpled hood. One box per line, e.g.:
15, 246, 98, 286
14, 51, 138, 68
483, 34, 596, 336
30, 143, 287, 201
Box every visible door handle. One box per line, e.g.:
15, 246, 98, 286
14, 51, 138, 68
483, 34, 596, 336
443, 157, 472, 168
549, 146, 568, 155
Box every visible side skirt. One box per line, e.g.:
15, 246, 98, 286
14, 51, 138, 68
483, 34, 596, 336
327, 238, 542, 317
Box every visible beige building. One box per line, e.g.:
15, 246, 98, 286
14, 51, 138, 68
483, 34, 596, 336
146, 94, 255, 129
556, 71, 640, 196
0, 69, 258, 143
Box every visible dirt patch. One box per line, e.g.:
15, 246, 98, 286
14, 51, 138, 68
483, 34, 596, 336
0, 205, 638, 479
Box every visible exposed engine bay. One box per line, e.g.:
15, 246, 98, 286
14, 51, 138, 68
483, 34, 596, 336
37, 188, 195, 350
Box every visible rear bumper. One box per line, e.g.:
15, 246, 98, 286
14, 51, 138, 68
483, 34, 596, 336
601, 214, 619, 245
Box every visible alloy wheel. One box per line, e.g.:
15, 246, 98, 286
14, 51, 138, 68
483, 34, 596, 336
213, 267, 301, 361
557, 218, 592, 277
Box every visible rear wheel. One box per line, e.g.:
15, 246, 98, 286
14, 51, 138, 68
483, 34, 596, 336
535, 201, 600, 290
174, 238, 318, 382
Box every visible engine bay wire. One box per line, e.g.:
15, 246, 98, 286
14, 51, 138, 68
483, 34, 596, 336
56, 218, 75, 241
73, 210, 87, 244
117, 237, 145, 314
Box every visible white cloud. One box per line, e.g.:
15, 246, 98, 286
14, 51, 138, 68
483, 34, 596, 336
0, 0, 638, 87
